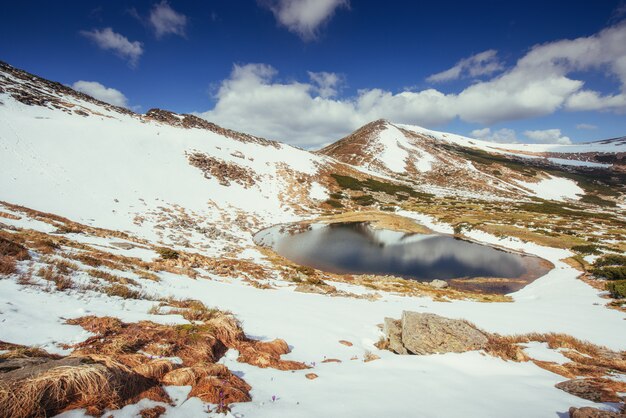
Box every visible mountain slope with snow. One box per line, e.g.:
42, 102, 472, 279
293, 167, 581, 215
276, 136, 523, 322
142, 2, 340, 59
320, 119, 625, 203
1, 61, 626, 418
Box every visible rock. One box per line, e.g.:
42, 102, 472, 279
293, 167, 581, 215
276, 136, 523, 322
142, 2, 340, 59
556, 378, 622, 403
383, 317, 407, 354
305, 373, 318, 380
428, 279, 449, 289
400, 311, 488, 355
338, 340, 353, 347
569, 406, 624, 417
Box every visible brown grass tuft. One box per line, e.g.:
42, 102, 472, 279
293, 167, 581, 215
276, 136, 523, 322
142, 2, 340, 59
0, 356, 170, 418
0, 255, 17, 276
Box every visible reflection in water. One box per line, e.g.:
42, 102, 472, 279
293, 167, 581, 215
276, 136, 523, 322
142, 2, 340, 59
255, 222, 550, 294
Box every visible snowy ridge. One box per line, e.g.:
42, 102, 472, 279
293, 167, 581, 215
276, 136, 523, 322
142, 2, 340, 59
0, 62, 336, 256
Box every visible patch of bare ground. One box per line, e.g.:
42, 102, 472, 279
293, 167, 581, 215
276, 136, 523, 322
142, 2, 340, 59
0, 301, 306, 416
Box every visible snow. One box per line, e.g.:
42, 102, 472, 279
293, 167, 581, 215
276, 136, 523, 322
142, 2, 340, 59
523, 342, 570, 365
374, 124, 410, 173
308, 182, 329, 201
548, 158, 612, 168
514, 175, 584, 201
3, 208, 626, 417
1, 67, 625, 418
372, 123, 435, 174
398, 123, 626, 154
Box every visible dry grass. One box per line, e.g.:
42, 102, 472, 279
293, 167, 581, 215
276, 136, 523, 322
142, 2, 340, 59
314, 211, 432, 234
88, 269, 138, 286
0, 356, 170, 417
104, 283, 143, 300
0, 255, 17, 276
36, 266, 73, 291
0, 341, 61, 360
485, 331, 626, 402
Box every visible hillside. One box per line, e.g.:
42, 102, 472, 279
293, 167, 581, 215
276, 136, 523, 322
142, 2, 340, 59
320, 119, 626, 203
1, 62, 626, 417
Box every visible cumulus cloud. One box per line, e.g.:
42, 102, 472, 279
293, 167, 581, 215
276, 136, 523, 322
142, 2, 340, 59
71, 81, 129, 107
148, 1, 187, 38
198, 21, 626, 148
576, 123, 598, 130
470, 127, 518, 143
81, 28, 143, 66
524, 129, 572, 145
308, 71, 343, 98
427, 50, 504, 83
260, 0, 348, 40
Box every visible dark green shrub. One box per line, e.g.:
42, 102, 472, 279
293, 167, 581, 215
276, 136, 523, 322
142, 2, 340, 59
592, 266, 626, 281
351, 195, 376, 206
593, 254, 626, 267
324, 199, 344, 208
607, 280, 626, 298
329, 192, 345, 200
580, 194, 616, 207
157, 247, 179, 260
571, 244, 601, 255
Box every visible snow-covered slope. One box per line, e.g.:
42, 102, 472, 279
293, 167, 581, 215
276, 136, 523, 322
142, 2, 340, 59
1, 62, 626, 418
0, 61, 335, 256
320, 119, 625, 202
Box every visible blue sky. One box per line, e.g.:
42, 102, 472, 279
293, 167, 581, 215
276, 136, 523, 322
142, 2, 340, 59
2, 0, 626, 148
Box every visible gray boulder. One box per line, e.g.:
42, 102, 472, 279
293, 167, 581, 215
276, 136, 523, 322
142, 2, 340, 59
401, 312, 489, 355
383, 317, 407, 355
382, 311, 489, 355
428, 279, 449, 289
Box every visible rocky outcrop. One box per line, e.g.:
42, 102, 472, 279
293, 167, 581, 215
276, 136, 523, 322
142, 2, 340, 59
383, 311, 489, 355
569, 406, 625, 417
556, 378, 626, 403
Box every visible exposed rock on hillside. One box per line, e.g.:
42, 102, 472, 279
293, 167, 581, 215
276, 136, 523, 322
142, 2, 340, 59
383, 311, 489, 355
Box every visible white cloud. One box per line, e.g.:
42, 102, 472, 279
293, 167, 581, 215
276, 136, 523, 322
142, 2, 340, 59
198, 21, 626, 148
307, 71, 343, 98
81, 28, 143, 66
71, 81, 129, 107
427, 50, 504, 83
470, 127, 518, 143
261, 0, 348, 40
149, 1, 187, 38
524, 129, 572, 145
576, 123, 598, 130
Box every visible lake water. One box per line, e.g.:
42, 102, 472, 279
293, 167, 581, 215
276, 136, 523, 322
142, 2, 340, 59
254, 222, 551, 294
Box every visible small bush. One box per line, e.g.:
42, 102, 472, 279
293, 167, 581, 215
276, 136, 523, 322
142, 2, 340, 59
156, 247, 179, 260
73, 253, 102, 267
295, 266, 315, 276
580, 194, 616, 207
593, 254, 626, 267
88, 269, 138, 286
607, 280, 626, 298
0, 256, 17, 275
53, 275, 73, 291
571, 244, 602, 255
351, 194, 376, 206
137, 270, 160, 281
324, 199, 344, 208
105, 284, 142, 299
53, 259, 79, 275
329, 192, 345, 200
592, 266, 626, 281
0, 237, 30, 260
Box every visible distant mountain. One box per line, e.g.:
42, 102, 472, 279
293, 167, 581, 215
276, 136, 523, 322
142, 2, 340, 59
319, 119, 625, 202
